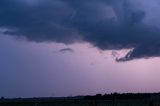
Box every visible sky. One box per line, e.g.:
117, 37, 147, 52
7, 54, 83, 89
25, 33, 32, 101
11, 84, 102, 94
1, 0, 160, 98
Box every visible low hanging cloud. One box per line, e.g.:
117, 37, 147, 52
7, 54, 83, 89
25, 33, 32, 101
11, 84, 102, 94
59, 48, 74, 53
1, 0, 160, 61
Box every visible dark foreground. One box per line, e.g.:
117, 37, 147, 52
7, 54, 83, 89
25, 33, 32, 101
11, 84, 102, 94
0, 93, 160, 106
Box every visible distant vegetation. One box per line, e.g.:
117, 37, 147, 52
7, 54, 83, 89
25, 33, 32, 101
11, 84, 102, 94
84, 93, 152, 100
1, 93, 160, 106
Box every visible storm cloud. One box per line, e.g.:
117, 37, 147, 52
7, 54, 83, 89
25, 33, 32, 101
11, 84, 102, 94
1, 0, 160, 61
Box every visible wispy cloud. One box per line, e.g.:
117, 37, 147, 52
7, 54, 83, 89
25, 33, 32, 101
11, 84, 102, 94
59, 48, 74, 53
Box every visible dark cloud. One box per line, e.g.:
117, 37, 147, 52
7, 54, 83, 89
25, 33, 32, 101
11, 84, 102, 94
1, 0, 160, 61
116, 43, 160, 62
0, 0, 81, 43
59, 48, 74, 53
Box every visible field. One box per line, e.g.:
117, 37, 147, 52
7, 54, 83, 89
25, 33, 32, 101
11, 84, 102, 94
0, 99, 159, 106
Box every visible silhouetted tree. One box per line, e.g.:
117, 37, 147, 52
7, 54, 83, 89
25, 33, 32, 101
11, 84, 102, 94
149, 101, 154, 106
0, 97, 4, 100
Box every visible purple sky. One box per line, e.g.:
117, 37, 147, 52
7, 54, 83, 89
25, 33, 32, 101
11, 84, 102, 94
1, 0, 160, 98
1, 33, 160, 98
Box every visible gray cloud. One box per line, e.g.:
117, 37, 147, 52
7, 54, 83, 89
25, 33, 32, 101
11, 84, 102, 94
1, 0, 160, 61
59, 48, 74, 53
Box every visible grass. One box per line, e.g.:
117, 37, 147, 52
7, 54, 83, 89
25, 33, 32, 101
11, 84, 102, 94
0, 99, 157, 106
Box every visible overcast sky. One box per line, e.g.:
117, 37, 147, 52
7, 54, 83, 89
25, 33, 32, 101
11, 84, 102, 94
1, 0, 160, 98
